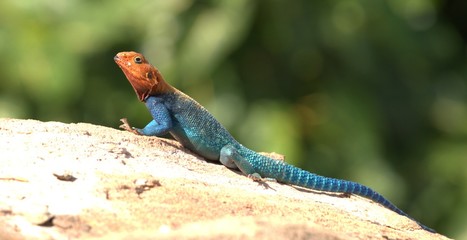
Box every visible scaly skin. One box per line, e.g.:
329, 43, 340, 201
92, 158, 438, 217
114, 51, 434, 232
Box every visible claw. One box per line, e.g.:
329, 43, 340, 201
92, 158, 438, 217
247, 173, 263, 182
119, 118, 141, 135
247, 173, 278, 184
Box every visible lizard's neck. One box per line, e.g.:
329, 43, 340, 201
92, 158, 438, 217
152, 73, 176, 94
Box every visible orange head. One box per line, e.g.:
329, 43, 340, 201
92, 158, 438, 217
114, 51, 172, 101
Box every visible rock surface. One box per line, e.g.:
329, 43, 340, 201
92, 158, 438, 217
0, 118, 449, 240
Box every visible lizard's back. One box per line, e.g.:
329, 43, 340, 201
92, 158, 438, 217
160, 90, 240, 161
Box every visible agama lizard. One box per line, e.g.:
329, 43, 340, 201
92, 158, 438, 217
114, 51, 434, 233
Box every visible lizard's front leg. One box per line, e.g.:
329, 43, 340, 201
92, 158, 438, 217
121, 97, 173, 136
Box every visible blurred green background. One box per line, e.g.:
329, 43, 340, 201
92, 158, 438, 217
1, 0, 465, 237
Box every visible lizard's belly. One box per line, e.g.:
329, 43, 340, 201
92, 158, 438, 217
169, 107, 236, 161
169, 128, 221, 161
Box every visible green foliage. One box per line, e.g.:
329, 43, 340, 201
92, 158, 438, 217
0, 0, 465, 237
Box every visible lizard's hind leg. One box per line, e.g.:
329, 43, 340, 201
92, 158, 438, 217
219, 145, 240, 169
220, 145, 275, 182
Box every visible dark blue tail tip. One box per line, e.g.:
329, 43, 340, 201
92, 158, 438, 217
420, 224, 436, 233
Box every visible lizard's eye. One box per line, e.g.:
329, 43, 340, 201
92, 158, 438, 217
134, 56, 143, 64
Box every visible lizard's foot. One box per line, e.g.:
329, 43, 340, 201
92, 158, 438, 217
119, 118, 141, 135
247, 173, 277, 183
247, 173, 277, 190
247, 173, 262, 182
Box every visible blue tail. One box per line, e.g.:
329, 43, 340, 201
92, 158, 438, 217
257, 157, 435, 232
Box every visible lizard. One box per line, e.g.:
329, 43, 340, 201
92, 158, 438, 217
114, 51, 435, 233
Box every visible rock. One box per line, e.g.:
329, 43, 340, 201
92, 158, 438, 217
0, 118, 450, 240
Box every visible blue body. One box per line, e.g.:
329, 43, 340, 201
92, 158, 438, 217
136, 92, 434, 232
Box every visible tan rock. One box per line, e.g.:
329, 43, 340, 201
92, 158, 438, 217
0, 118, 449, 240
